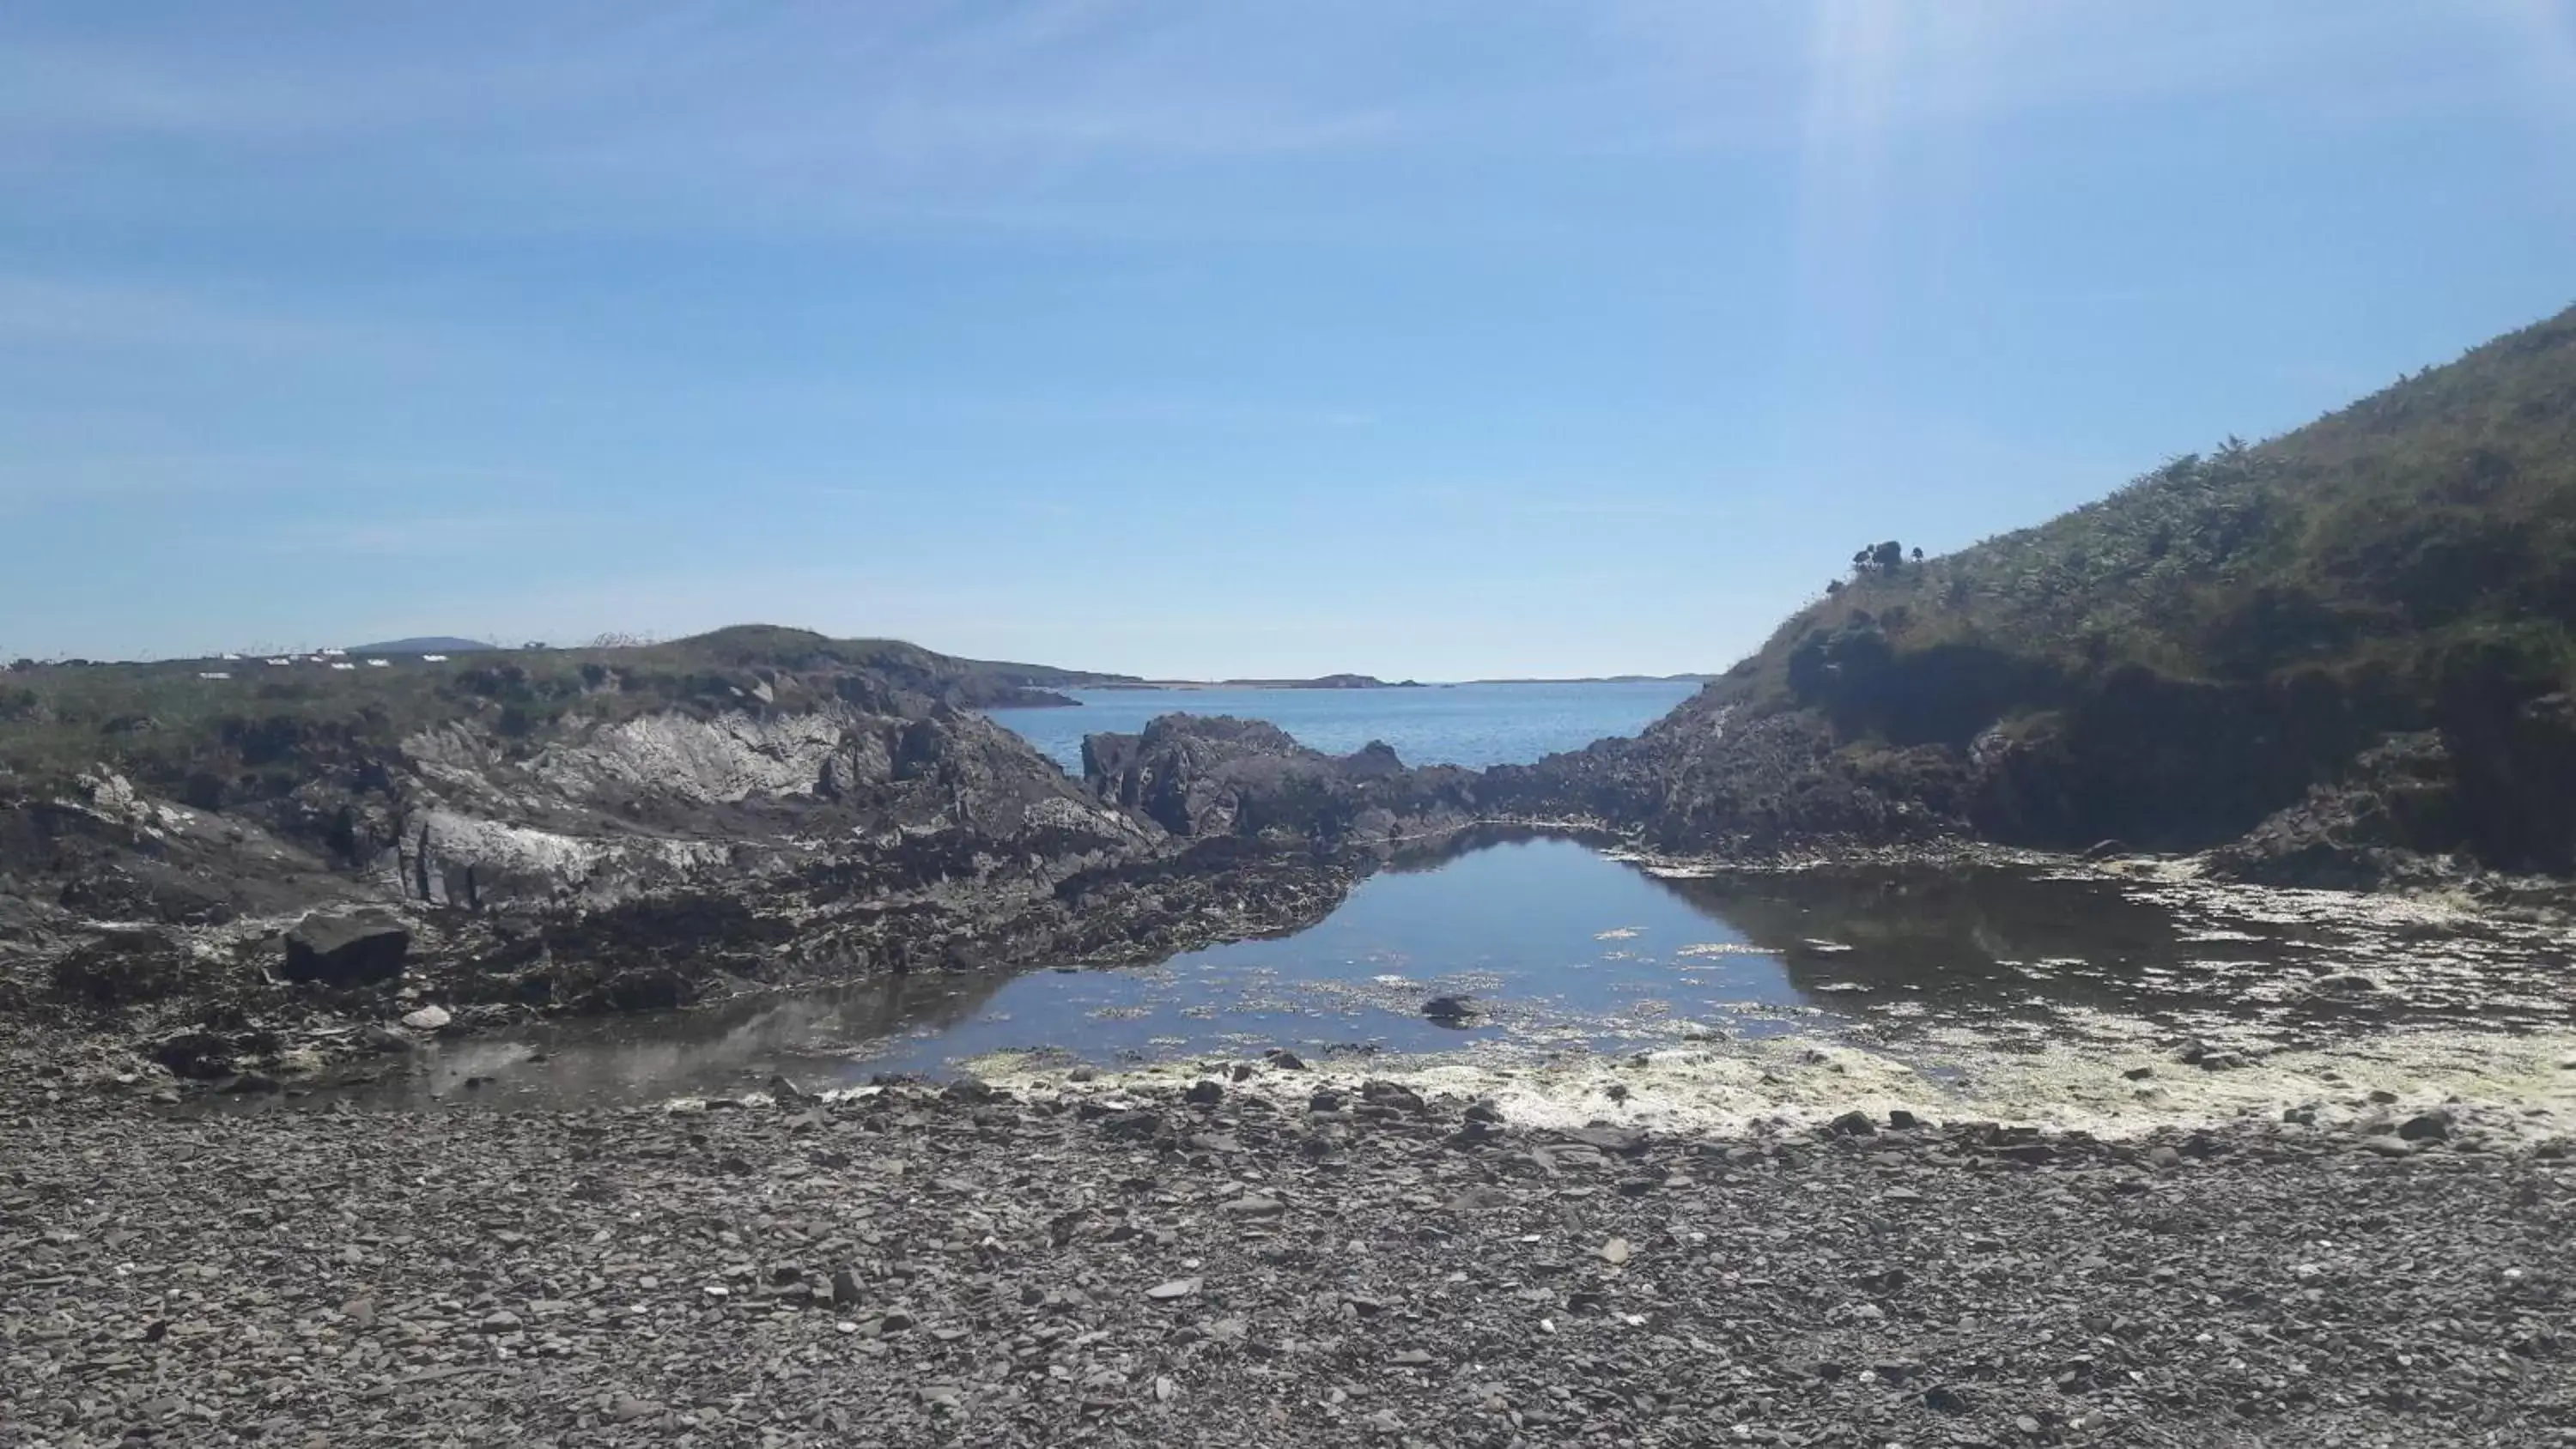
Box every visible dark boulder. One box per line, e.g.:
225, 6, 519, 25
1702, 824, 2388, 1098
281, 913, 410, 987
1422, 994, 1478, 1027
2397, 1109, 2453, 1142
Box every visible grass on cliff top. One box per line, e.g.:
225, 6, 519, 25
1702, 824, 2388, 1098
1722, 300, 2576, 710
0, 625, 1128, 797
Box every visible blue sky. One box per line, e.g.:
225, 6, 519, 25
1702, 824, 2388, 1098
3, 2, 2573, 677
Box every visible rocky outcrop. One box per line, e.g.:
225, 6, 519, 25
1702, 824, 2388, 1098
3, 665, 1394, 1050
2206, 732, 2466, 888
1507, 644, 2576, 884
360, 697, 1156, 914
1493, 700, 1961, 853
1081, 716, 1481, 849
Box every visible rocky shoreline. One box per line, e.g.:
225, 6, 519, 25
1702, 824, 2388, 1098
9, 628, 2567, 1111
0, 700, 1515, 1097
11, 640, 2576, 1445
6, 1066, 2570, 1447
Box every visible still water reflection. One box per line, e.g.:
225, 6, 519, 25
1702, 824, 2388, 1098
325, 837, 2573, 1111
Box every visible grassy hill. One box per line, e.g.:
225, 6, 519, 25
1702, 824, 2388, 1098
1588, 301, 2576, 875
0, 625, 1134, 809
1746, 303, 2576, 703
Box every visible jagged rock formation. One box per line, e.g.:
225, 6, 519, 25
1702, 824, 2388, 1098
0, 634, 1216, 1044
1080, 716, 1483, 849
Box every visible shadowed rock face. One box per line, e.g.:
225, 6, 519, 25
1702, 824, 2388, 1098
1080, 715, 1483, 848
1486, 699, 1964, 855
281, 913, 410, 986
1487, 655, 2576, 888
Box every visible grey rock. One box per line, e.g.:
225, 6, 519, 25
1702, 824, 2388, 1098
1560, 1125, 1647, 1155
1360, 1080, 1425, 1113
1098, 1109, 1164, 1141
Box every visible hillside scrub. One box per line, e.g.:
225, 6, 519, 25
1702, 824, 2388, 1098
1548, 301, 2576, 877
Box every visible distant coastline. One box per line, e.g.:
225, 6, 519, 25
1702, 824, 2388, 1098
1094, 673, 1425, 692
1464, 673, 1716, 686
1087, 672, 1712, 693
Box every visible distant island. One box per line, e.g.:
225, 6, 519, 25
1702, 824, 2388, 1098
343, 636, 499, 655
1466, 673, 1717, 685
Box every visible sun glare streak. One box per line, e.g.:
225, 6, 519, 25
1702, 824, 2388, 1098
1783, 2, 1996, 427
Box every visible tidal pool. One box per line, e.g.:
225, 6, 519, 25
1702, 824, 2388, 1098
311, 837, 2576, 1113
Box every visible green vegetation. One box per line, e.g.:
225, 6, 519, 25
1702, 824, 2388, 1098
0, 625, 1131, 808
1668, 300, 2576, 866
1738, 303, 2576, 716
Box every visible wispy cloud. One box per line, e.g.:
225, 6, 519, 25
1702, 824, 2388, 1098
4, 3, 2559, 241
